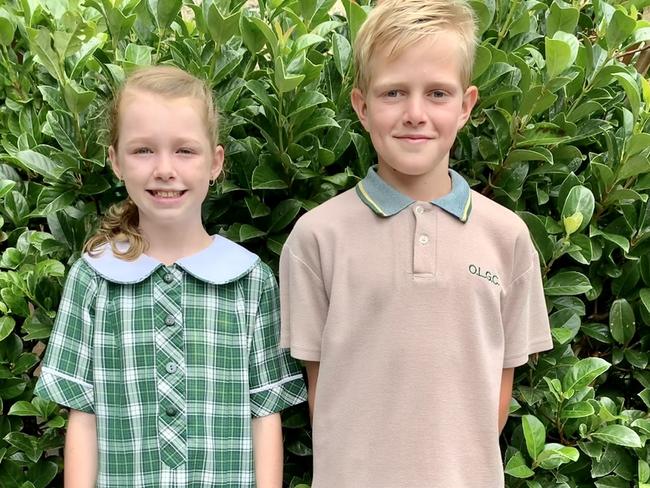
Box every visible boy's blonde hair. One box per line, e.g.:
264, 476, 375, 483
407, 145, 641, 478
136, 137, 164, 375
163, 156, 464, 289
85, 65, 219, 260
353, 0, 478, 91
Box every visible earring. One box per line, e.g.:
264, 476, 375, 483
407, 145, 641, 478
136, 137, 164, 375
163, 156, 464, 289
209, 178, 216, 187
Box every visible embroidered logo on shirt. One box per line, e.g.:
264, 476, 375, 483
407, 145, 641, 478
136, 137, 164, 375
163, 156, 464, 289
468, 264, 500, 286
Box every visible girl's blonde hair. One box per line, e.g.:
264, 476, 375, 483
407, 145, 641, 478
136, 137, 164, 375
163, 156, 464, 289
84, 65, 219, 260
353, 0, 478, 91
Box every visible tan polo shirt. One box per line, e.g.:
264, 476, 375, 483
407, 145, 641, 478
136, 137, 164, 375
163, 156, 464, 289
280, 168, 553, 488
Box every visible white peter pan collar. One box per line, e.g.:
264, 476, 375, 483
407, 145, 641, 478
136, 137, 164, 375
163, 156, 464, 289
82, 235, 259, 285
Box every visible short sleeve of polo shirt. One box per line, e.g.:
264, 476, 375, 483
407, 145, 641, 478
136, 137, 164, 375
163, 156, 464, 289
279, 222, 328, 362
501, 230, 553, 368
34, 258, 98, 413
249, 265, 307, 417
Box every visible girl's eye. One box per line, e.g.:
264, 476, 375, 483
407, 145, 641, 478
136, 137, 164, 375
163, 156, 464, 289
134, 147, 153, 154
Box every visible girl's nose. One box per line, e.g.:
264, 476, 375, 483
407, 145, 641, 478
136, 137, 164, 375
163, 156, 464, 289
153, 153, 175, 179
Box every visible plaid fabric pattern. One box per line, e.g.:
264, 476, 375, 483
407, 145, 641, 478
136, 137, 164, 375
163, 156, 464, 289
35, 257, 306, 488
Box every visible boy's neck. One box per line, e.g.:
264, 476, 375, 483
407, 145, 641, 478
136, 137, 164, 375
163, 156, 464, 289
139, 220, 213, 265
377, 162, 452, 202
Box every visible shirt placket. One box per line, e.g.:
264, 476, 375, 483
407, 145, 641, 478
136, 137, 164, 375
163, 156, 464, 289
412, 202, 437, 276
153, 266, 187, 469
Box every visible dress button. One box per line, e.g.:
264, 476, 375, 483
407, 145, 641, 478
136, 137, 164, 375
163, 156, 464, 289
166, 407, 177, 417
419, 234, 429, 245
165, 315, 175, 326
415, 206, 424, 214
163, 273, 174, 284
166, 362, 178, 374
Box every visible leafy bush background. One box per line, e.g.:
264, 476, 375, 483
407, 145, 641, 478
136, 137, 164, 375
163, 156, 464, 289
0, 0, 649, 486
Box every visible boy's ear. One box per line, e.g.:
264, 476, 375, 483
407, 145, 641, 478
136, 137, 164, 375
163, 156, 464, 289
457, 85, 479, 129
350, 88, 370, 131
211, 145, 225, 181
108, 145, 121, 180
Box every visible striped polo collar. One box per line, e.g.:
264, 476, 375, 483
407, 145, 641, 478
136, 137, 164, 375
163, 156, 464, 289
355, 166, 472, 222
83, 235, 259, 285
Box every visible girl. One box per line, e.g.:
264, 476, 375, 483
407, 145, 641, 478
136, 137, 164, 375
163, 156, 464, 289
35, 66, 307, 488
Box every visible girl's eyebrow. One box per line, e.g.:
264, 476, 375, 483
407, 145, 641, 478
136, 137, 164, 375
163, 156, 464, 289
122, 136, 203, 146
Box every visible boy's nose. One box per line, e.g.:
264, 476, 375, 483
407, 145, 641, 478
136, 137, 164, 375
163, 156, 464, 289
404, 96, 427, 125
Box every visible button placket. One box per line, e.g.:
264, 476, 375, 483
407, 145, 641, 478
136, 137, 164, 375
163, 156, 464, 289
153, 267, 187, 468
413, 204, 437, 276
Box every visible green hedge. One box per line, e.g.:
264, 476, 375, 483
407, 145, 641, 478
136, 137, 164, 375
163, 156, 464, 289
0, 0, 649, 486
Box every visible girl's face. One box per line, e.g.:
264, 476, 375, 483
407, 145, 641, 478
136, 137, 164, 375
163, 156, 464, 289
108, 89, 223, 234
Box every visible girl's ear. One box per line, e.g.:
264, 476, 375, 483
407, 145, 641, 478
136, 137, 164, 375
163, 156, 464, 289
108, 145, 122, 180
351, 88, 370, 131
211, 145, 225, 181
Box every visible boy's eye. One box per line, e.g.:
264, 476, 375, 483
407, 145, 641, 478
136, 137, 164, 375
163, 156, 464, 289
431, 90, 448, 99
177, 148, 195, 155
385, 90, 401, 98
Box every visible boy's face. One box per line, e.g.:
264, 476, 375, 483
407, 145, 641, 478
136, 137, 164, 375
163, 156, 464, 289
351, 31, 478, 200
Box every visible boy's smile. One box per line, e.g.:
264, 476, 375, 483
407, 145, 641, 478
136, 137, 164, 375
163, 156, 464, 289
351, 31, 478, 202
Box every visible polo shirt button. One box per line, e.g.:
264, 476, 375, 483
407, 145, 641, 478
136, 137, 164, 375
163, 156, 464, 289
163, 273, 174, 284
419, 234, 429, 245
165, 315, 175, 326
166, 362, 178, 374
166, 407, 177, 417
415, 205, 424, 214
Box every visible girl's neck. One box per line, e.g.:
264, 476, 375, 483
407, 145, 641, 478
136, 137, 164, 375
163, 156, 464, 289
140, 221, 213, 265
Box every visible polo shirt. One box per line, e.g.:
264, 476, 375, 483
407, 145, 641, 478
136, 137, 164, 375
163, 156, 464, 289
35, 236, 307, 488
280, 167, 553, 488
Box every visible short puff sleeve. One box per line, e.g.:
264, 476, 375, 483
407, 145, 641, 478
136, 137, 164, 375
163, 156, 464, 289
248, 264, 307, 417
34, 258, 98, 413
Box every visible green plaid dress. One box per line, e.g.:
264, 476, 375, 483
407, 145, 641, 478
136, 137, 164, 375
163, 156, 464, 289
35, 236, 307, 487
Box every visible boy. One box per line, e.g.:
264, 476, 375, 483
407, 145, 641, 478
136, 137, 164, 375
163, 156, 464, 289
280, 0, 553, 486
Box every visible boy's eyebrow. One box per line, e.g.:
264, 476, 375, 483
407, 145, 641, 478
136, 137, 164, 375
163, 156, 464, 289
372, 80, 460, 92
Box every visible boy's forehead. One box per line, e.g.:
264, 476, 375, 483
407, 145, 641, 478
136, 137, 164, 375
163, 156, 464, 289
366, 32, 464, 85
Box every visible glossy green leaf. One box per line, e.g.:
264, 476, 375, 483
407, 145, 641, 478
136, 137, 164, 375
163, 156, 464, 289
274, 56, 305, 93
206, 4, 240, 45
332, 33, 351, 77
606, 10, 637, 51
592, 425, 642, 448
504, 451, 534, 478
546, 2, 579, 37
148, 0, 182, 30
537, 443, 580, 469
562, 357, 611, 392
268, 199, 302, 233
7, 400, 40, 417
612, 71, 641, 122
561, 401, 595, 419
3, 432, 42, 462
545, 32, 579, 78
640, 289, 650, 314
251, 163, 287, 190
0, 316, 15, 342
522, 415, 546, 461
545, 271, 592, 296
609, 299, 635, 345
340, 0, 367, 45
561, 185, 595, 234
0, 11, 16, 46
